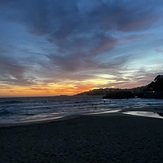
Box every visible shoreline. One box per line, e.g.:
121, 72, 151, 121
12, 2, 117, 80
0, 114, 82, 128
0, 105, 163, 128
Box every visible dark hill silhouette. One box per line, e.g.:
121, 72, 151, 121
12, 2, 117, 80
103, 91, 135, 99
139, 75, 163, 99
147, 75, 163, 91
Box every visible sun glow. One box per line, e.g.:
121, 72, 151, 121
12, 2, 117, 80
0, 82, 97, 97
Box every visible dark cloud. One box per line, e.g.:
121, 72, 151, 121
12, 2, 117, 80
54, 56, 93, 72
89, 36, 118, 56
0, 55, 34, 86
0, 56, 24, 78
48, 51, 130, 75
2, 0, 159, 40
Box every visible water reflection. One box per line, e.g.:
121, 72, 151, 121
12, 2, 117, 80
123, 111, 163, 119
86, 109, 120, 115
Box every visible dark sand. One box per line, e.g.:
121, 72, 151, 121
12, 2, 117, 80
0, 113, 163, 163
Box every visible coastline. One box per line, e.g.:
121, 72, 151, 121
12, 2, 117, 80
0, 114, 81, 128
0, 105, 163, 128
0, 110, 163, 162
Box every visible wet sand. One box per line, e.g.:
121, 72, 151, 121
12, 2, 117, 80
0, 113, 163, 163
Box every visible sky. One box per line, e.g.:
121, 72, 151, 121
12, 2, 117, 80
0, 0, 163, 97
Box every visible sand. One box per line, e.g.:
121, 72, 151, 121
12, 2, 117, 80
0, 113, 163, 163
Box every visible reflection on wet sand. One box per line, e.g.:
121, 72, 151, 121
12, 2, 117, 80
123, 111, 163, 119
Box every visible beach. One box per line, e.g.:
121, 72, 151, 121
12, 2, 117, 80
0, 112, 163, 163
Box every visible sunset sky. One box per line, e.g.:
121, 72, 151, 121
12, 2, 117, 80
0, 0, 163, 97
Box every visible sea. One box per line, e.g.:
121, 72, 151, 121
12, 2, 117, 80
0, 96, 163, 124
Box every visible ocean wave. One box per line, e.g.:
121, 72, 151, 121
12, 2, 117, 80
0, 97, 163, 124
0, 100, 24, 105
0, 109, 13, 116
